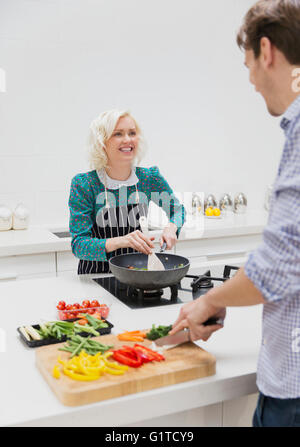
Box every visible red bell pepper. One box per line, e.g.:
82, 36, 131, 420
134, 344, 165, 361
112, 344, 165, 368
112, 349, 142, 368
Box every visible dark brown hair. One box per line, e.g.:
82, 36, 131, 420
237, 0, 300, 64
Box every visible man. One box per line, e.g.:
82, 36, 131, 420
170, 0, 300, 427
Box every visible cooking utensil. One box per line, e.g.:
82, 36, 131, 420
139, 216, 165, 271
154, 328, 191, 347
109, 252, 190, 290
155, 319, 224, 347
160, 242, 167, 252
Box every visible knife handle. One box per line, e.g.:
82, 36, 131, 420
203, 318, 224, 326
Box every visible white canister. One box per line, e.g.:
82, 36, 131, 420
12, 203, 29, 230
0, 205, 13, 231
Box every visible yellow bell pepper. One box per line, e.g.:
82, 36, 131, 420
52, 365, 61, 379
63, 367, 99, 382
55, 350, 129, 382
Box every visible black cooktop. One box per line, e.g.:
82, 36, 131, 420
93, 266, 239, 310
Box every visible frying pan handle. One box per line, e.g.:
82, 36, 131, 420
160, 242, 167, 252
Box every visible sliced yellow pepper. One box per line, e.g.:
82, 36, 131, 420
55, 351, 128, 382
104, 358, 129, 371
103, 366, 126, 375
52, 365, 61, 379
63, 367, 99, 382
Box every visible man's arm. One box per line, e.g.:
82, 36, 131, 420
170, 267, 265, 341
206, 266, 266, 308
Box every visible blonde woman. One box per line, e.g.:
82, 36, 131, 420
69, 109, 185, 274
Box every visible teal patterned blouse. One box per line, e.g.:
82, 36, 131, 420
68, 166, 185, 262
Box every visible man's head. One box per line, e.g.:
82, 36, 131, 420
237, 0, 300, 116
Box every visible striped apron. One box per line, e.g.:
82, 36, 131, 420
78, 182, 148, 274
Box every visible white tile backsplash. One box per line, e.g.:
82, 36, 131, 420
0, 0, 284, 225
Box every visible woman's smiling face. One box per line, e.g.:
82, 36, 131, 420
104, 115, 139, 168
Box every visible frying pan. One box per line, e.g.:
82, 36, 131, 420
109, 252, 190, 290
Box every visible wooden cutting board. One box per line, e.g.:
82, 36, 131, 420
35, 333, 216, 407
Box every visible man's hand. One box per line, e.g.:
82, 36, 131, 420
170, 295, 226, 341
169, 267, 265, 342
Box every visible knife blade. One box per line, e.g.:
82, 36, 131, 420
154, 318, 224, 347
154, 328, 190, 347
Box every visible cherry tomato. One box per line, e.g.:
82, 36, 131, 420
67, 313, 76, 319
72, 303, 80, 309
82, 300, 90, 308
56, 302, 65, 310
57, 300, 66, 310
100, 306, 109, 319
66, 304, 72, 311
90, 300, 100, 307
86, 309, 94, 315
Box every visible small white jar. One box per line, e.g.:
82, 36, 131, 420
0, 205, 13, 231
12, 203, 29, 230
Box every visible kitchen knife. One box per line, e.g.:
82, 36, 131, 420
154, 318, 224, 347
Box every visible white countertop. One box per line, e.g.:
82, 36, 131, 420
0, 210, 268, 257
0, 271, 262, 427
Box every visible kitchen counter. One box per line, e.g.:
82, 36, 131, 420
0, 210, 268, 257
0, 272, 262, 427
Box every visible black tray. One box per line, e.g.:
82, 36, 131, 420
17, 319, 114, 348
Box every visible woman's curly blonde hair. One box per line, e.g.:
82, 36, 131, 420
88, 109, 147, 171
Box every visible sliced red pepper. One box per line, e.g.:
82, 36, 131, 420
112, 350, 142, 368
135, 350, 152, 363
134, 344, 165, 361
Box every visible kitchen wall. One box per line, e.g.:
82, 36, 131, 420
0, 0, 284, 227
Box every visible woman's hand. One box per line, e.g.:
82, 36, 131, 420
161, 222, 178, 250
169, 293, 226, 342
106, 231, 155, 255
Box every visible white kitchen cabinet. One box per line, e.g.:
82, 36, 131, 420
125, 394, 258, 427
56, 251, 78, 274
125, 403, 223, 427
222, 393, 258, 427
0, 253, 56, 282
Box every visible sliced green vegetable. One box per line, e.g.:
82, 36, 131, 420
146, 324, 173, 341
58, 335, 113, 357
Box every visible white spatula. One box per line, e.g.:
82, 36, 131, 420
139, 216, 165, 271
